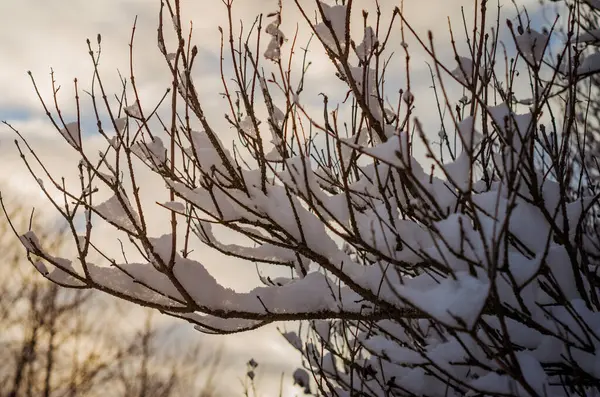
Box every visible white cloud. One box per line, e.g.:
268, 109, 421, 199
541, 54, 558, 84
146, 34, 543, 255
0, 0, 539, 112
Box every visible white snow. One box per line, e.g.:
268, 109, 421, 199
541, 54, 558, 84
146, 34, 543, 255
515, 28, 549, 65
59, 122, 81, 148
124, 102, 143, 119
264, 15, 285, 62
93, 194, 141, 234
442, 150, 471, 191
355, 26, 377, 61
575, 52, 600, 76
452, 57, 479, 85
314, 2, 348, 51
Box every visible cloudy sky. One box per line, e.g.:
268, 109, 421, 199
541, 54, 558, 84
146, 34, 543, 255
0, 0, 548, 394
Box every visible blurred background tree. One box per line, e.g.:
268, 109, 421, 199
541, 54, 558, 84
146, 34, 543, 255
0, 199, 223, 397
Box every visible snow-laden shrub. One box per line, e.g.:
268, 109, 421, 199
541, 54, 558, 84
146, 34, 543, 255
6, 0, 600, 395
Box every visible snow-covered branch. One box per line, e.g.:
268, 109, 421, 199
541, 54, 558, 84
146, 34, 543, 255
6, 0, 600, 395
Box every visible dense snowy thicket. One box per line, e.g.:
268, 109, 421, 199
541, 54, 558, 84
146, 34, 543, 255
6, 0, 600, 395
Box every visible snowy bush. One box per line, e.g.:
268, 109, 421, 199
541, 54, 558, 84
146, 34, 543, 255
5, 0, 600, 395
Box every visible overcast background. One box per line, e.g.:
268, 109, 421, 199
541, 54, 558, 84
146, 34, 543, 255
0, 0, 547, 395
